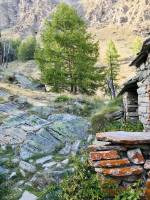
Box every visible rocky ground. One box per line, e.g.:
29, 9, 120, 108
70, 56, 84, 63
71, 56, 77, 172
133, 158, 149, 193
0, 64, 95, 199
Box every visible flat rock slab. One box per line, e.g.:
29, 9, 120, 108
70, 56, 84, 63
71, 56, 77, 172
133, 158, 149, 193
96, 166, 143, 177
90, 150, 120, 161
88, 144, 127, 152
96, 132, 150, 144
93, 158, 130, 168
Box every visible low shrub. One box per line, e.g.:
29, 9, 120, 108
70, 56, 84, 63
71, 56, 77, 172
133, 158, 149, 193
18, 36, 36, 61
38, 155, 107, 200
91, 97, 143, 132
114, 181, 143, 200
55, 95, 73, 103
91, 97, 123, 132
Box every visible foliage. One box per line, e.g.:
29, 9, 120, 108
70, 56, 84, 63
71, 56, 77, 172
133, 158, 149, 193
9, 39, 21, 61
91, 97, 122, 132
18, 36, 36, 61
103, 120, 143, 132
105, 40, 120, 98
114, 181, 143, 200
35, 3, 105, 94
38, 155, 106, 200
55, 95, 73, 103
91, 97, 143, 132
0, 175, 11, 200
132, 37, 143, 55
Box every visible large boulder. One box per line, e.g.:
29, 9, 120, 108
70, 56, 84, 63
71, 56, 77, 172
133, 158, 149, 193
20, 114, 90, 160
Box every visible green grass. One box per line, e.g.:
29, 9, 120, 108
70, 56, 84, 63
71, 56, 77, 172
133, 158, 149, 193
55, 95, 73, 103
0, 97, 7, 104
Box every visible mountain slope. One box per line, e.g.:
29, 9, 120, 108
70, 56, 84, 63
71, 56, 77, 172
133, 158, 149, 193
0, 0, 150, 36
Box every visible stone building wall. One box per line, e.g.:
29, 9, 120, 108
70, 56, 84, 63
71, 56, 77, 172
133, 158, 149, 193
137, 55, 150, 131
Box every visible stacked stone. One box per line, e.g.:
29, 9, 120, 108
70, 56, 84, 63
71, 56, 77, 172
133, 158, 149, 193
137, 55, 150, 131
89, 131, 150, 199
123, 91, 138, 122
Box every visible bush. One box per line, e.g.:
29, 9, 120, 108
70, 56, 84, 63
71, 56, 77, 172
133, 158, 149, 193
38, 155, 107, 200
18, 36, 36, 61
91, 97, 123, 132
91, 97, 143, 132
114, 181, 143, 200
55, 95, 73, 103
0, 175, 12, 200
9, 39, 21, 61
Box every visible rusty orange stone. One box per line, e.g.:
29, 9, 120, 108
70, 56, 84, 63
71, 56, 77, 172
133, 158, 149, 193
90, 150, 120, 161
94, 158, 130, 168
95, 166, 143, 177
145, 189, 150, 199
146, 179, 150, 188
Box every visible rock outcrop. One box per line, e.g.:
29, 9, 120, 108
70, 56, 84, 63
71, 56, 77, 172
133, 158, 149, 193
1, 0, 150, 36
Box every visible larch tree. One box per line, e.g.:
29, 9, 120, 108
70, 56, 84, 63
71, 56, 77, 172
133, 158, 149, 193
105, 40, 120, 98
35, 3, 103, 94
132, 36, 143, 55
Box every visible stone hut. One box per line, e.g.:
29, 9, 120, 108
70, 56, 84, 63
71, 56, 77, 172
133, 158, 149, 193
119, 38, 150, 131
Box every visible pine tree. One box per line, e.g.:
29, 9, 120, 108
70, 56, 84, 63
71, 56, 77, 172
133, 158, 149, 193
35, 3, 103, 94
105, 40, 120, 98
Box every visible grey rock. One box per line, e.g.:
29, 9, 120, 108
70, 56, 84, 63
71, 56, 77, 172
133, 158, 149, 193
61, 159, 69, 166
30, 173, 54, 188
0, 166, 9, 175
71, 140, 81, 155
19, 191, 37, 200
36, 155, 53, 165
30, 106, 56, 119
43, 161, 57, 169
59, 143, 71, 155
20, 169, 26, 177
20, 114, 90, 160
19, 161, 36, 173
9, 172, 17, 179
12, 158, 20, 164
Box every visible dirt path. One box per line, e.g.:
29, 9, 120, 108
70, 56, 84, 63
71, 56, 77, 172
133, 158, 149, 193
0, 82, 58, 106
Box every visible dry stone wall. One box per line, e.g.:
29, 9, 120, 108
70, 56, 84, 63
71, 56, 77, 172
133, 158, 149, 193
137, 55, 150, 131
89, 132, 150, 199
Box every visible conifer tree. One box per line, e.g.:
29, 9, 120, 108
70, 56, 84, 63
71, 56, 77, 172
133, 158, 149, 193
35, 3, 103, 94
106, 40, 120, 98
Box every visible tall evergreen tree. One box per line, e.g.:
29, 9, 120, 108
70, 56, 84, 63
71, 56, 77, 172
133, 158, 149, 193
105, 40, 120, 98
35, 3, 103, 94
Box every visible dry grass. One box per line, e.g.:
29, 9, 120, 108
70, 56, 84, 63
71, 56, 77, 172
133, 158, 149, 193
88, 25, 141, 85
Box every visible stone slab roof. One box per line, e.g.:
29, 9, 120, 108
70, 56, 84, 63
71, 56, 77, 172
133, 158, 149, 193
130, 37, 150, 67
96, 131, 150, 144
118, 76, 139, 95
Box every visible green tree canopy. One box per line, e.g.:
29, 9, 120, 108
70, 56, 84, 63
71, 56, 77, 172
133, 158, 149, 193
18, 36, 36, 61
105, 40, 120, 98
35, 3, 104, 94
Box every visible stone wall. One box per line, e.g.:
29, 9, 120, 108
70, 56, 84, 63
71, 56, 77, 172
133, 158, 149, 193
123, 91, 138, 122
137, 55, 150, 131
89, 132, 150, 199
